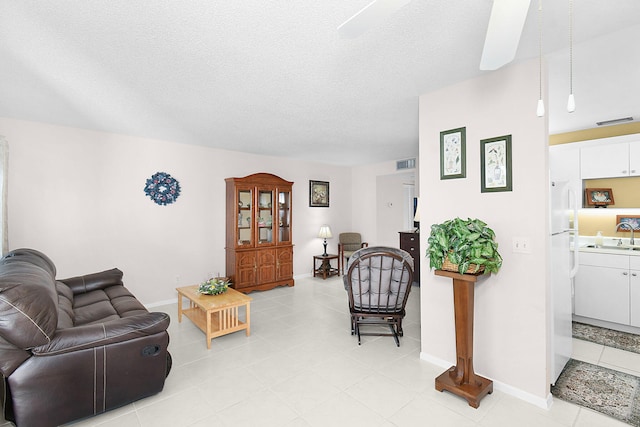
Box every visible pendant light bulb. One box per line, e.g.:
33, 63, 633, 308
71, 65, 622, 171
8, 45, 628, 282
537, 99, 545, 117
567, 93, 575, 113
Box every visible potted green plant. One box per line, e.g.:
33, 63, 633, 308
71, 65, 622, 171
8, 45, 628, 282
427, 217, 502, 275
197, 277, 231, 295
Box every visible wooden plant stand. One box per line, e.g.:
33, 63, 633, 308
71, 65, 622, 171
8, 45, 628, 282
434, 269, 493, 408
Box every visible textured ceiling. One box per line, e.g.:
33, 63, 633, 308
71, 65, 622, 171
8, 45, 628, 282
1, 1, 639, 166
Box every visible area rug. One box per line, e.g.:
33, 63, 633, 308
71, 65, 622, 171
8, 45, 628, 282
552, 359, 640, 426
573, 322, 640, 354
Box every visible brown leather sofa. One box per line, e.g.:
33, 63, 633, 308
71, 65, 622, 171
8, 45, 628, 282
0, 249, 171, 427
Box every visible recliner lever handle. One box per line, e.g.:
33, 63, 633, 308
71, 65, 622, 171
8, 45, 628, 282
142, 345, 161, 356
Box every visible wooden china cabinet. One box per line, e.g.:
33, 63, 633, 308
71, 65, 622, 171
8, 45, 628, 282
225, 173, 294, 293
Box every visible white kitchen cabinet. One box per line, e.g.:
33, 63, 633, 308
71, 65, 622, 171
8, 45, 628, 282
630, 143, 640, 177
574, 252, 630, 325
630, 256, 640, 327
581, 140, 640, 179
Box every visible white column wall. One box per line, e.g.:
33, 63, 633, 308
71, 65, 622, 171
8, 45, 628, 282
418, 59, 551, 404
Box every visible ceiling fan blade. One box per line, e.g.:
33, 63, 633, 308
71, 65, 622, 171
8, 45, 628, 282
338, 0, 412, 39
480, 0, 531, 70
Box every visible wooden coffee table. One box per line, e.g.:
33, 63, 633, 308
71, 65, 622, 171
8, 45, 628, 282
176, 285, 252, 349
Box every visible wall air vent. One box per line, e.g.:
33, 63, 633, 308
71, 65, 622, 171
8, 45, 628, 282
396, 158, 416, 170
596, 116, 634, 126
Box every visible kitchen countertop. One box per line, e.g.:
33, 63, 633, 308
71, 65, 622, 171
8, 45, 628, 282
574, 235, 640, 255
578, 245, 640, 256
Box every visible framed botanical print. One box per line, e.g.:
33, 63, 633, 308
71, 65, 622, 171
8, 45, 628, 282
480, 135, 512, 193
440, 127, 466, 180
309, 180, 329, 207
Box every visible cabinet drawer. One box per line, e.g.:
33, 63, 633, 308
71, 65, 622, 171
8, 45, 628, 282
400, 235, 418, 246
579, 252, 629, 269
402, 240, 418, 250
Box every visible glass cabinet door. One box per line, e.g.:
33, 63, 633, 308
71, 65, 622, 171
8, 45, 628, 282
278, 189, 291, 244
257, 188, 274, 245
237, 188, 253, 247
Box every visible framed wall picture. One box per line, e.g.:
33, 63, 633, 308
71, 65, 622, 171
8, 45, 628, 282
585, 188, 614, 207
440, 127, 466, 180
615, 215, 640, 231
480, 135, 512, 193
309, 180, 329, 207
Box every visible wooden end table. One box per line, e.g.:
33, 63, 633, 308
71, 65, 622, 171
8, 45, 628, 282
313, 254, 339, 279
176, 285, 252, 349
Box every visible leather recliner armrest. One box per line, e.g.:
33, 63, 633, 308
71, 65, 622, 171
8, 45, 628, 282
31, 312, 169, 356
59, 268, 124, 294
0, 343, 31, 377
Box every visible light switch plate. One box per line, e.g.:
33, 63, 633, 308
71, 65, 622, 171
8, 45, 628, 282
512, 237, 532, 253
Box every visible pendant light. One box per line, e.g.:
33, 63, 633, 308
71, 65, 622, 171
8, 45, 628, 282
536, 0, 545, 117
567, 0, 575, 113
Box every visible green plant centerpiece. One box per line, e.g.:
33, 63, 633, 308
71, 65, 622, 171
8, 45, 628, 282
427, 217, 502, 275
197, 278, 230, 295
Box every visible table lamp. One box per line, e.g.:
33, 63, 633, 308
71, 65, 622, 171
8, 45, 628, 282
318, 225, 332, 256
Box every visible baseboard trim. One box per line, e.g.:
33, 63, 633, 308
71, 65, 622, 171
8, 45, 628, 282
145, 298, 177, 309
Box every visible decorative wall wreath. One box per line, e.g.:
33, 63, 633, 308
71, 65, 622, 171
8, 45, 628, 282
144, 172, 181, 206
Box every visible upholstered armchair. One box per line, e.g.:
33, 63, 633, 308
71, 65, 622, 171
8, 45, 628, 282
343, 246, 414, 346
338, 232, 368, 275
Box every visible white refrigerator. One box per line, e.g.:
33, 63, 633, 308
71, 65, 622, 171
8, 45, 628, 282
550, 180, 579, 384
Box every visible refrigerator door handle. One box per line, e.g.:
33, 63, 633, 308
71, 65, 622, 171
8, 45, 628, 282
568, 186, 579, 278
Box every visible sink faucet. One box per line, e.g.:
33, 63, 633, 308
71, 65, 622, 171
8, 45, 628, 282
616, 223, 636, 246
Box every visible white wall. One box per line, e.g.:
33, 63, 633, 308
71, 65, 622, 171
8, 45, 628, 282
0, 117, 354, 304
376, 172, 415, 247
418, 59, 551, 404
351, 160, 416, 247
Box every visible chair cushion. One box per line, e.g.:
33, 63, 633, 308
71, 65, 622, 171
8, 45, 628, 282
339, 233, 362, 245
345, 246, 414, 312
73, 285, 148, 326
342, 249, 358, 257
339, 233, 364, 256
341, 246, 361, 254
56, 281, 75, 329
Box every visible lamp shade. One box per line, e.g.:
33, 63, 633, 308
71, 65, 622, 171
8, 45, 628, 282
318, 225, 333, 239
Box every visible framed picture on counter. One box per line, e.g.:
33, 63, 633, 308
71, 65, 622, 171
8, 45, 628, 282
585, 188, 614, 207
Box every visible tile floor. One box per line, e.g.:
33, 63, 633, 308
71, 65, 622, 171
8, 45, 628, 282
3, 275, 639, 427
